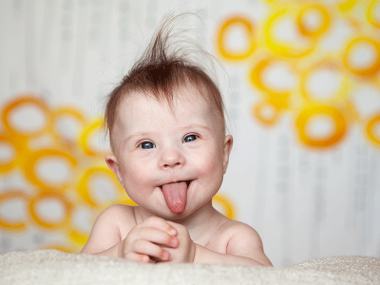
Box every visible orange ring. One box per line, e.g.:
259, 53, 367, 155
0, 191, 28, 230
217, 16, 255, 61
52, 107, 86, 143
296, 105, 347, 148
300, 60, 350, 104
366, 113, 380, 146
297, 5, 330, 37
77, 166, 126, 207
1, 96, 51, 138
0, 133, 18, 173
343, 37, 380, 76
24, 148, 77, 188
29, 191, 73, 229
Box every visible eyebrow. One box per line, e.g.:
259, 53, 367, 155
124, 132, 156, 144
179, 124, 213, 133
124, 124, 212, 144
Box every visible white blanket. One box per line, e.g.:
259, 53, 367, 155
1, 249, 379, 284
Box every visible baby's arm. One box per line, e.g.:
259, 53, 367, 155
80, 205, 179, 262
194, 224, 272, 266
164, 221, 272, 266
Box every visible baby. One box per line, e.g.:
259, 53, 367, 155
81, 15, 272, 266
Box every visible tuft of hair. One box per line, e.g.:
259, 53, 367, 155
105, 13, 226, 151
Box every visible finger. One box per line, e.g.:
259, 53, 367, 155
141, 216, 177, 236
139, 227, 178, 248
124, 251, 151, 263
133, 239, 170, 261
166, 221, 187, 235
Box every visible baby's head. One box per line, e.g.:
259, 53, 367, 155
104, 15, 233, 217
105, 16, 227, 153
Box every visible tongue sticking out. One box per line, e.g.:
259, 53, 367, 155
161, 182, 188, 214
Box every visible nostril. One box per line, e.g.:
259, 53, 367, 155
163, 161, 181, 168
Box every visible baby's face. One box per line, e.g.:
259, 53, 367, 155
106, 85, 232, 219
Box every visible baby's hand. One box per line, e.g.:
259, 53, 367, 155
118, 216, 179, 263
163, 222, 196, 263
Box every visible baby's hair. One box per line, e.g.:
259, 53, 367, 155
105, 13, 226, 151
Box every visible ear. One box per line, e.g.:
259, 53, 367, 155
105, 154, 124, 186
222, 135, 233, 174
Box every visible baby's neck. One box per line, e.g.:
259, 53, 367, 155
183, 205, 227, 246
134, 203, 227, 244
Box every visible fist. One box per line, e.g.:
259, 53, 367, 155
118, 216, 179, 263
163, 222, 195, 263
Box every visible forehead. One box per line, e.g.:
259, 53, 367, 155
113, 85, 224, 134
120, 84, 207, 113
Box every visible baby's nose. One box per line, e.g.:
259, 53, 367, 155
160, 147, 185, 168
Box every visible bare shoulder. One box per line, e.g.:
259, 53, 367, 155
211, 218, 272, 265
81, 204, 136, 254
95, 204, 137, 235
218, 219, 263, 247
97, 204, 135, 220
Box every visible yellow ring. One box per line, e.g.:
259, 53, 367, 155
249, 58, 293, 97
69, 230, 90, 247
368, 0, 380, 28
217, 16, 255, 61
366, 113, 380, 146
0, 191, 28, 230
79, 118, 110, 157
343, 37, 380, 76
252, 101, 281, 126
24, 148, 77, 188
296, 105, 347, 148
29, 191, 73, 230
77, 166, 125, 207
118, 197, 138, 207
265, 8, 316, 58
1, 96, 51, 137
213, 194, 235, 219
338, 0, 358, 12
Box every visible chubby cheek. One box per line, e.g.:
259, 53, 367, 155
120, 160, 153, 191
194, 149, 224, 181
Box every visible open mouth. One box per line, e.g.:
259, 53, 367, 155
159, 180, 191, 189
159, 180, 192, 214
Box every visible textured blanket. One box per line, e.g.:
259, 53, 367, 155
1, 249, 379, 285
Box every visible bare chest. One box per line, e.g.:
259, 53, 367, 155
193, 223, 234, 255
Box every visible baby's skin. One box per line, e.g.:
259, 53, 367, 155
81, 85, 272, 266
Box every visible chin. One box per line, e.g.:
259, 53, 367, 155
163, 209, 188, 220
155, 207, 192, 222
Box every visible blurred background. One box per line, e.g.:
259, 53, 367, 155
0, 0, 379, 267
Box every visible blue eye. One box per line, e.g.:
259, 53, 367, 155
184, 134, 198, 143
139, 141, 155, 149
